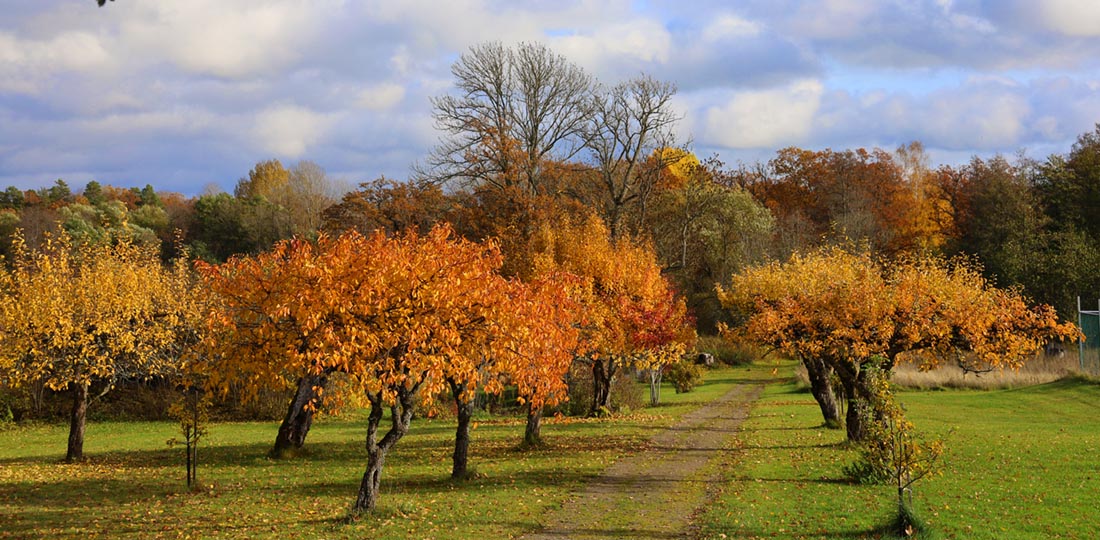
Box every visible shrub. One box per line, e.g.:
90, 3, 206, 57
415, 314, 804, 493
844, 369, 945, 539
696, 335, 756, 366
610, 369, 645, 412
667, 360, 705, 393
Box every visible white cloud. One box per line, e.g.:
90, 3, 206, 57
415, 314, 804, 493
252, 105, 334, 158
701, 79, 824, 148
923, 88, 1030, 149
788, 0, 879, 39
0, 31, 111, 93
702, 14, 763, 41
356, 83, 405, 111
118, 0, 338, 79
1033, 0, 1100, 37
75, 110, 216, 136
550, 18, 673, 74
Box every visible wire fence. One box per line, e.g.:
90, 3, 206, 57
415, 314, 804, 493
1078, 298, 1100, 375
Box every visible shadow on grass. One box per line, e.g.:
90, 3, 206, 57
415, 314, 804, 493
741, 441, 846, 451
706, 526, 870, 539
523, 525, 689, 539
3, 504, 337, 539
728, 474, 854, 485
739, 425, 819, 432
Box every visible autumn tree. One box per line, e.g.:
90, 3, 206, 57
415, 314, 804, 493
646, 155, 774, 331
425, 42, 595, 196
891, 141, 955, 253
735, 147, 920, 257
234, 159, 290, 200
198, 225, 560, 512
0, 231, 203, 461
529, 214, 693, 414
321, 177, 456, 238
505, 273, 584, 445
719, 248, 1078, 441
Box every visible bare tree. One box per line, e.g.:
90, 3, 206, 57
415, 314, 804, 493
583, 75, 680, 238
284, 160, 346, 232
423, 42, 595, 196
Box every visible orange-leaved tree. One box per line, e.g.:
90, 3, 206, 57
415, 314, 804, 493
197, 224, 553, 513
719, 248, 1078, 441
530, 214, 694, 415
195, 233, 359, 458
0, 230, 204, 461
502, 272, 585, 446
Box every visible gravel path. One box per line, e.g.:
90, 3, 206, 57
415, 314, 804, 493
521, 382, 763, 540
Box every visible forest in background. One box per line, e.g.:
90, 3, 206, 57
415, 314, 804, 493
2, 125, 1097, 328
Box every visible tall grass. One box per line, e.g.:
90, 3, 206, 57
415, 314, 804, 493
790, 351, 1085, 390
890, 351, 1082, 390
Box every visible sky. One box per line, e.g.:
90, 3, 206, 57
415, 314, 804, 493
1, 0, 1099, 195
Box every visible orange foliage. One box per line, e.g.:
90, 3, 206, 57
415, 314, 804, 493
529, 214, 695, 374
719, 248, 1079, 374
741, 146, 954, 256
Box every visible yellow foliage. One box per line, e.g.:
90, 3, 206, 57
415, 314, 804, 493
655, 147, 701, 188
528, 214, 694, 372
0, 230, 204, 393
718, 248, 1080, 373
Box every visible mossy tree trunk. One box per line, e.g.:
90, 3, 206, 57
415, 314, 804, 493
802, 356, 841, 428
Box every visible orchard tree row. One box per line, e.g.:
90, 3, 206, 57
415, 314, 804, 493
0, 210, 692, 513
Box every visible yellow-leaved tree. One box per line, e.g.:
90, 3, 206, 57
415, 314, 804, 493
529, 214, 695, 415
719, 248, 1080, 441
0, 231, 204, 461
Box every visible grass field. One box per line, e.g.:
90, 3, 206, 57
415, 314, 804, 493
5, 361, 1098, 539
697, 361, 1100, 539
0, 367, 753, 539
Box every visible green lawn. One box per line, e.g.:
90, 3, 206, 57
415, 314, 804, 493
6, 363, 1097, 539
697, 363, 1100, 539
0, 367, 751, 539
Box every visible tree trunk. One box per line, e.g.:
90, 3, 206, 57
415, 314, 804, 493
841, 374, 870, 442
802, 356, 841, 428
450, 380, 474, 479
647, 369, 662, 406
271, 374, 327, 458
354, 387, 417, 514
524, 403, 543, 447
590, 358, 616, 415
66, 382, 88, 462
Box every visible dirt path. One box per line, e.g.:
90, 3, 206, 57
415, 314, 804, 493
521, 382, 763, 540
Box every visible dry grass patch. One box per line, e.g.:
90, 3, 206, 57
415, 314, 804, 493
790, 351, 1085, 391
890, 352, 1081, 390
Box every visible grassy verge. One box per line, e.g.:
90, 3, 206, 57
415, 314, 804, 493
0, 367, 742, 539
697, 360, 1100, 539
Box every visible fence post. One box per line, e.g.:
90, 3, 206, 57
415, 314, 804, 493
1079, 296, 1084, 372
